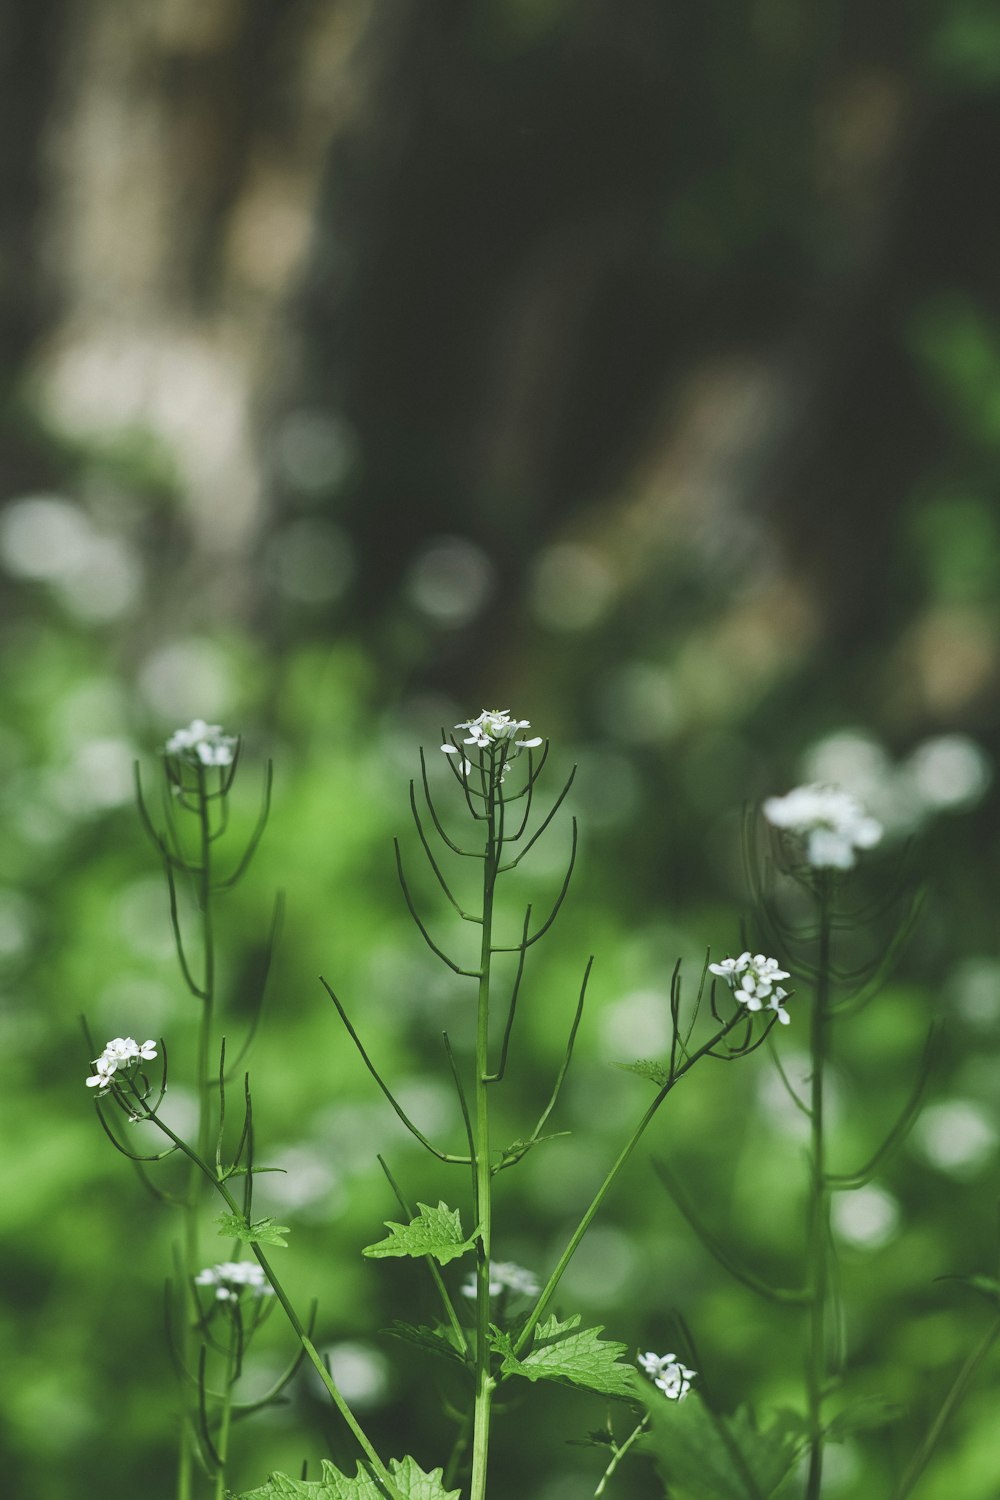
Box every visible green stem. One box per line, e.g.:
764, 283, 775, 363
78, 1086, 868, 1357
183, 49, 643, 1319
177, 1408, 193, 1500
443, 1409, 474, 1493
212, 1329, 238, 1500
253, 1245, 403, 1499
512, 1008, 746, 1361
594, 1414, 649, 1496
892, 1315, 1000, 1500
138, 1105, 403, 1500
177, 771, 216, 1500
196, 768, 216, 1161
805, 884, 832, 1500
470, 775, 498, 1500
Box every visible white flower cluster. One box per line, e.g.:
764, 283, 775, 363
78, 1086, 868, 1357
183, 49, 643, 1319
194, 1260, 274, 1303
85, 1036, 157, 1091
460, 1261, 541, 1300
638, 1350, 695, 1401
442, 709, 542, 777
763, 783, 882, 870
710, 952, 791, 1025
165, 719, 238, 769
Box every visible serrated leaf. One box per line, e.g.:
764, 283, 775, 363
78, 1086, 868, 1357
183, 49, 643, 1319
383, 1320, 469, 1366
362, 1202, 480, 1266
494, 1311, 639, 1400
644, 1393, 804, 1500
216, 1212, 290, 1247
236, 1454, 460, 1500
614, 1059, 669, 1088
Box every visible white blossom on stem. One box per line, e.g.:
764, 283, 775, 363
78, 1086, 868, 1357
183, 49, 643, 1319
441, 708, 542, 781
165, 719, 238, 769
710, 952, 792, 1022
763, 783, 883, 870
85, 1035, 158, 1090
460, 1261, 541, 1300
195, 1260, 273, 1302
638, 1350, 695, 1400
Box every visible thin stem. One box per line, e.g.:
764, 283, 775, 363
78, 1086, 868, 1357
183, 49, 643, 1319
174, 770, 217, 1500
410, 782, 481, 921
470, 769, 499, 1500
378, 1153, 470, 1361
500, 764, 577, 868
892, 1314, 1000, 1500
523, 958, 591, 1140
443, 1408, 474, 1493
511, 1006, 746, 1362
653, 1159, 807, 1305
213, 1328, 239, 1495
132, 1100, 402, 1500
805, 883, 832, 1500
419, 749, 483, 858
484, 908, 531, 1083
594, 1414, 650, 1496
394, 840, 481, 976
321, 979, 471, 1164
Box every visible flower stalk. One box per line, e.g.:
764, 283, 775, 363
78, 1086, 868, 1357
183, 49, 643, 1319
805, 881, 833, 1500
469, 752, 500, 1500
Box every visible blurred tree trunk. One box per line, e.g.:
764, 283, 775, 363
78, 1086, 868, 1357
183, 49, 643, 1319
9, 0, 374, 575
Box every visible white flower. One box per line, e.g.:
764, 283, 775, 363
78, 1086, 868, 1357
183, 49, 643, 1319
638, 1350, 695, 1401
442, 709, 542, 781
763, 783, 882, 870
460, 1261, 540, 1300
165, 719, 238, 769
85, 1035, 157, 1090
708, 952, 750, 981
712, 952, 792, 1021
768, 992, 791, 1026
195, 1260, 273, 1303
85, 1055, 118, 1090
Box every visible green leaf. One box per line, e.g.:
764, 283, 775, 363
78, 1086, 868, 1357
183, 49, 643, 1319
493, 1313, 639, 1400
362, 1202, 479, 1266
566, 1429, 616, 1449
614, 1059, 669, 1088
493, 1132, 569, 1171
216, 1211, 290, 1247
643, 1393, 804, 1500
236, 1455, 460, 1500
383, 1320, 469, 1366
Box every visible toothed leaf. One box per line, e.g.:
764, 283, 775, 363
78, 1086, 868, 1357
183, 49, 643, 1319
615, 1059, 669, 1088
492, 1312, 639, 1400
216, 1211, 289, 1247
362, 1201, 479, 1266
236, 1454, 460, 1499
383, 1320, 469, 1366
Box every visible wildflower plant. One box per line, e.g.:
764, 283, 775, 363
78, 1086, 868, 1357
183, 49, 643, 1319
645, 781, 999, 1500
84, 720, 281, 1500
85, 709, 800, 1500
